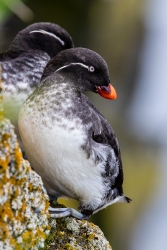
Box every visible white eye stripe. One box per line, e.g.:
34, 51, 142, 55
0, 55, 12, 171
29, 29, 65, 46
55, 63, 95, 73
55, 62, 89, 72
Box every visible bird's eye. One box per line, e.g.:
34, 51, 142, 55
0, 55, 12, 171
88, 66, 95, 72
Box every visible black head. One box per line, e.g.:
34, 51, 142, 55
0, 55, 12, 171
7, 22, 74, 58
42, 47, 117, 99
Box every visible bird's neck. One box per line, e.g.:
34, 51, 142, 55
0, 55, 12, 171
43, 71, 81, 95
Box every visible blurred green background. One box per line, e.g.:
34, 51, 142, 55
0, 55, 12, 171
0, 0, 161, 249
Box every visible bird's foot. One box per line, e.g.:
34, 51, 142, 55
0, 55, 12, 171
49, 207, 89, 220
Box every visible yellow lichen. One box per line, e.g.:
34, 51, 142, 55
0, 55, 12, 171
64, 244, 78, 250
45, 216, 112, 249
0, 118, 50, 249
87, 232, 95, 241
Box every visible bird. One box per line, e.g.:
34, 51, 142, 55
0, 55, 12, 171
0, 22, 74, 130
18, 47, 131, 219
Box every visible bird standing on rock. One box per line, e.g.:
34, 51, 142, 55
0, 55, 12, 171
0, 22, 74, 127
18, 47, 131, 219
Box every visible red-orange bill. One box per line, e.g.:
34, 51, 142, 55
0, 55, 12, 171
96, 84, 117, 100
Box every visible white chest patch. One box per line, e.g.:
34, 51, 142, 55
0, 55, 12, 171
19, 108, 106, 209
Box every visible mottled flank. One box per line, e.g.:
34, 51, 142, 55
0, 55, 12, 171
1, 53, 49, 93
1, 54, 49, 125
45, 208, 112, 250
0, 118, 50, 250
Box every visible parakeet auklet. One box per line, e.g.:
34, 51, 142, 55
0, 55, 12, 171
0, 22, 74, 126
18, 47, 131, 219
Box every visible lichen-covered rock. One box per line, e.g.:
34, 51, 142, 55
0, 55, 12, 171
0, 118, 50, 250
45, 215, 112, 250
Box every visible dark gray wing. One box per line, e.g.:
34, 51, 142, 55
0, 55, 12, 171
79, 94, 124, 190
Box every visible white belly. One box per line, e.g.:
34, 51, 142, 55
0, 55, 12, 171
18, 111, 105, 208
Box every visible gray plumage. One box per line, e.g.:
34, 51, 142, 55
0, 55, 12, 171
1, 22, 74, 126
19, 48, 131, 218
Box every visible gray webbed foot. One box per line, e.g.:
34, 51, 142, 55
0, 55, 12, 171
49, 207, 89, 220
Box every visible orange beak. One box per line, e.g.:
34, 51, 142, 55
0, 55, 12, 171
96, 84, 117, 100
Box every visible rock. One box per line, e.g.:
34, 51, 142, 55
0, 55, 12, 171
0, 117, 50, 250
45, 213, 112, 250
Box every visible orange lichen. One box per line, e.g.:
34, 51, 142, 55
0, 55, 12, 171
0, 118, 50, 249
